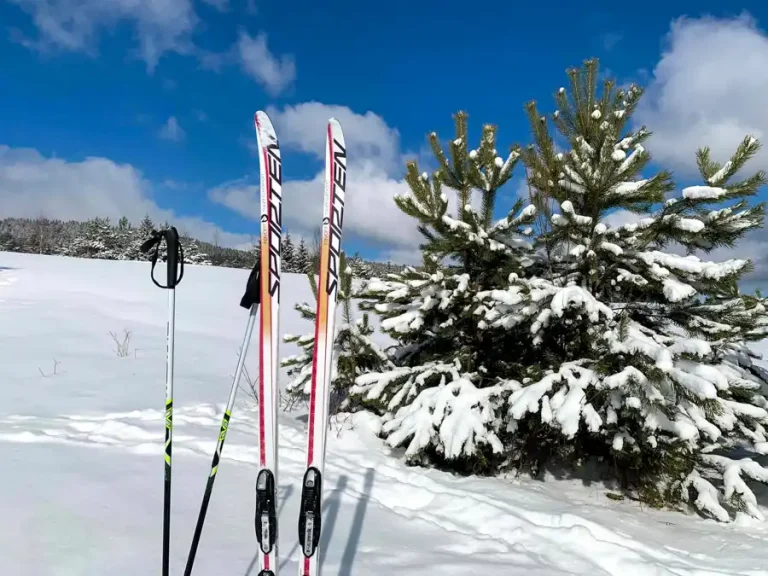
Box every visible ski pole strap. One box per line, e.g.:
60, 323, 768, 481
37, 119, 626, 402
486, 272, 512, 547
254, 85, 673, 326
140, 227, 185, 290
240, 262, 261, 309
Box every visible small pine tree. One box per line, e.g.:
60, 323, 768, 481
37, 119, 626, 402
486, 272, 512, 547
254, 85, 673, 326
351, 112, 537, 472
125, 214, 157, 261
139, 214, 154, 237
65, 217, 119, 259
295, 238, 311, 273
349, 251, 373, 280
114, 216, 133, 260
0, 229, 20, 252
474, 59, 768, 520
28, 217, 53, 254
180, 233, 212, 265
282, 251, 393, 413
283, 233, 296, 272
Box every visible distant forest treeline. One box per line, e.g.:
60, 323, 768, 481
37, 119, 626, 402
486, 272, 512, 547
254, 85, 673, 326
0, 215, 409, 277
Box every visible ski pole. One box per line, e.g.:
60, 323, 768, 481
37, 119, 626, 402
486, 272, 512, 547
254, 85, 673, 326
183, 262, 261, 576
140, 227, 184, 576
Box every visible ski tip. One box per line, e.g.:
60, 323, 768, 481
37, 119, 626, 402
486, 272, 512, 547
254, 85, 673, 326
255, 110, 274, 128
254, 111, 278, 146
328, 117, 344, 145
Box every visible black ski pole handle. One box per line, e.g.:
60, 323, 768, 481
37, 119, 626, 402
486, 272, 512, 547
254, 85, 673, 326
140, 227, 185, 290
139, 231, 161, 254
164, 227, 183, 289
240, 261, 261, 309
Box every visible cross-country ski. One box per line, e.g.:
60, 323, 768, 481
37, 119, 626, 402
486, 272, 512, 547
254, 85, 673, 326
180, 110, 284, 576
253, 109, 283, 576
296, 118, 346, 576
4, 8, 768, 575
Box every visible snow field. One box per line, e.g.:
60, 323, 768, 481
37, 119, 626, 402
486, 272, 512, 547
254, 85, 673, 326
1, 251, 767, 575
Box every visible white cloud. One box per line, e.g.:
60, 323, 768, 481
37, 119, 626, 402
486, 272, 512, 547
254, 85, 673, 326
158, 116, 186, 142
0, 145, 251, 247
198, 29, 297, 90
603, 209, 644, 228
208, 168, 419, 248
237, 31, 296, 96
208, 178, 259, 220
267, 102, 402, 175
160, 179, 187, 190
7, 0, 198, 71
513, 178, 532, 201
635, 13, 768, 175
6, 0, 296, 92
377, 247, 424, 266
631, 13, 768, 291
196, 47, 231, 72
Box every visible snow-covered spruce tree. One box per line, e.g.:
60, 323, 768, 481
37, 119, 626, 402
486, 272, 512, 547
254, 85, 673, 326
0, 229, 20, 252
114, 216, 134, 259
65, 217, 120, 259
350, 112, 538, 472
122, 214, 158, 261
349, 251, 373, 280
283, 233, 296, 272
476, 59, 768, 519
295, 238, 311, 273
282, 251, 393, 413
179, 233, 212, 265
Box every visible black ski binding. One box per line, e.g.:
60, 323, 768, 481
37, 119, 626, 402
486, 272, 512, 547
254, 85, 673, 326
256, 572, 275, 576
298, 466, 323, 558
255, 469, 277, 554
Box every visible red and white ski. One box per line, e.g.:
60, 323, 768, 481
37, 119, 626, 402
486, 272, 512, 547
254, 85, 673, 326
254, 110, 283, 576
181, 110, 283, 576
296, 118, 347, 576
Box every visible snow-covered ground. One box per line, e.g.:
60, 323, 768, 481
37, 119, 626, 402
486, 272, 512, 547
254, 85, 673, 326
1, 251, 767, 576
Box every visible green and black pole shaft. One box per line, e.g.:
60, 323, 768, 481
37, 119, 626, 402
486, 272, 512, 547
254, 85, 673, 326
182, 262, 261, 576
140, 227, 184, 576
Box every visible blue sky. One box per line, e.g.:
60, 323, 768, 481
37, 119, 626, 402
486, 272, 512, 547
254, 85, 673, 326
2, 1, 768, 277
